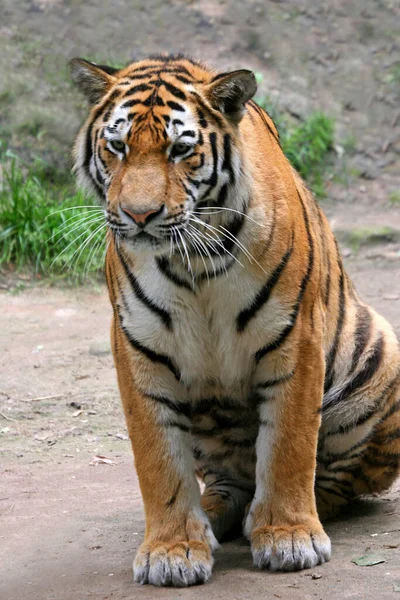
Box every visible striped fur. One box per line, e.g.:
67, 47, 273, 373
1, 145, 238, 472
71, 54, 400, 587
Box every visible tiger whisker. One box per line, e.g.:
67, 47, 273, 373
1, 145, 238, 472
47, 206, 104, 218
172, 226, 185, 266
83, 228, 106, 278
186, 224, 218, 277
49, 219, 104, 269
219, 224, 267, 275
192, 215, 266, 274
189, 216, 245, 269
184, 228, 210, 285
190, 225, 228, 279
176, 227, 193, 278
194, 206, 264, 228
49, 214, 104, 244
61, 222, 106, 272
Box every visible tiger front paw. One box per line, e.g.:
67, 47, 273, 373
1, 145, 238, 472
251, 524, 331, 572
133, 540, 214, 587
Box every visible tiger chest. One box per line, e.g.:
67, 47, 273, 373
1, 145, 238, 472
119, 260, 291, 398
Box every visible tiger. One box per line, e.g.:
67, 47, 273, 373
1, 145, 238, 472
70, 53, 400, 587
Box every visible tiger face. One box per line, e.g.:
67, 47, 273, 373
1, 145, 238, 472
71, 55, 257, 254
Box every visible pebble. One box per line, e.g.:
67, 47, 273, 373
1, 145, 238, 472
89, 341, 111, 356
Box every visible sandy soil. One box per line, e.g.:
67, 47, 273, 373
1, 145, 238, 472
1, 247, 400, 600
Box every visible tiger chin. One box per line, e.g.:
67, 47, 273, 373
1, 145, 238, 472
70, 54, 400, 587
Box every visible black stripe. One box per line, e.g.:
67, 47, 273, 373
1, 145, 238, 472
167, 100, 185, 112
173, 74, 194, 84
118, 250, 172, 329
120, 98, 142, 109
324, 257, 331, 306
315, 484, 351, 501
142, 93, 165, 107
159, 78, 186, 100
237, 239, 294, 332
349, 304, 372, 375
191, 153, 205, 171
166, 481, 182, 507
316, 475, 353, 489
217, 183, 228, 206
155, 256, 194, 291
375, 426, 400, 444
326, 402, 380, 436
379, 393, 400, 424
181, 129, 195, 137
254, 192, 314, 363
256, 371, 295, 390
197, 255, 237, 284
146, 393, 190, 419
124, 83, 151, 96
362, 453, 399, 468
324, 246, 346, 393
206, 212, 245, 256
197, 109, 208, 128
203, 132, 219, 191
222, 134, 235, 185
220, 436, 255, 448
120, 323, 180, 380
192, 396, 242, 415
324, 335, 384, 410
249, 100, 280, 144
190, 92, 225, 128
324, 429, 376, 461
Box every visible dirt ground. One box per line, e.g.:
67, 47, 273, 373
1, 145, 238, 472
1, 247, 400, 600
1, 0, 400, 598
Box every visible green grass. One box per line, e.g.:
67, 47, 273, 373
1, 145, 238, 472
256, 84, 335, 197
389, 190, 400, 205
281, 112, 334, 198
0, 150, 105, 281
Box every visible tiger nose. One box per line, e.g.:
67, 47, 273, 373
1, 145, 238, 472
121, 205, 164, 227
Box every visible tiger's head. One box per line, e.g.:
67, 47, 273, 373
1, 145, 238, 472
71, 54, 257, 255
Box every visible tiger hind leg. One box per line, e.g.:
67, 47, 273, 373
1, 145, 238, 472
200, 472, 254, 541
316, 382, 400, 521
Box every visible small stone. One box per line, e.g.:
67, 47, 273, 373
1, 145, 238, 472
89, 341, 111, 356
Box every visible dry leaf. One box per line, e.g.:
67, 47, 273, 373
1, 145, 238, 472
351, 554, 386, 566
90, 455, 115, 466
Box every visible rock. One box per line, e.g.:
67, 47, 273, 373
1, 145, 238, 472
89, 341, 111, 356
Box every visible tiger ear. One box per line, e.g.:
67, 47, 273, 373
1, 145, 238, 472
69, 58, 119, 104
206, 70, 257, 121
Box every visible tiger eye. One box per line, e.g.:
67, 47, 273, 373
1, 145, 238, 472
110, 139, 125, 152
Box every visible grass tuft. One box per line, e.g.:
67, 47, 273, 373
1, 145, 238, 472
0, 153, 105, 281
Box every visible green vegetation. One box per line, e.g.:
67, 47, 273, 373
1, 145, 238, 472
389, 190, 400, 205
335, 225, 400, 252
0, 148, 105, 282
256, 89, 335, 197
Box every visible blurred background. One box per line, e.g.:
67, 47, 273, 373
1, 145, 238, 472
1, 3, 399, 599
